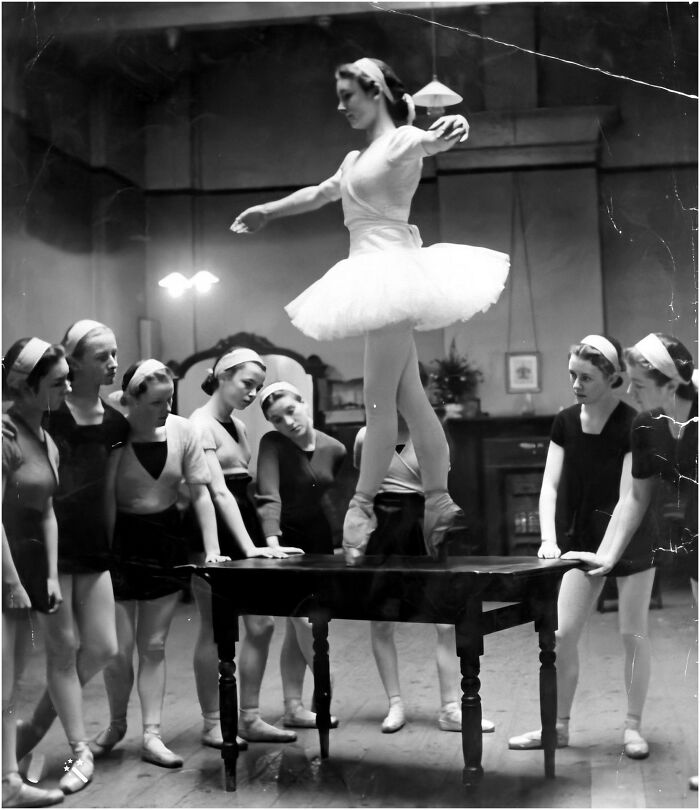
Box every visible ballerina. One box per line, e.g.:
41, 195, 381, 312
232, 58, 508, 561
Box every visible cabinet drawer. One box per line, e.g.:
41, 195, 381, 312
483, 436, 549, 466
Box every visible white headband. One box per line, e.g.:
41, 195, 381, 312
127, 359, 168, 394
212, 348, 265, 377
5, 338, 52, 389
63, 319, 108, 356
259, 381, 302, 407
353, 58, 394, 102
634, 334, 683, 383
580, 335, 621, 372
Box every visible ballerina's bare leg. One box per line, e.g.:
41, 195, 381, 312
345, 324, 456, 556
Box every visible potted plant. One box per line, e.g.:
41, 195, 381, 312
430, 339, 483, 418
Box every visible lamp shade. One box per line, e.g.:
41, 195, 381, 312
190, 270, 220, 293
158, 272, 191, 298
412, 79, 463, 116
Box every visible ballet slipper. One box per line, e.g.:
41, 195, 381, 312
623, 727, 649, 759
342, 494, 376, 565
89, 720, 126, 758
141, 732, 183, 768
423, 492, 464, 559
2, 773, 64, 808
282, 703, 339, 729
59, 742, 94, 795
238, 711, 297, 743
508, 724, 569, 750
200, 724, 248, 751
437, 702, 496, 733
381, 701, 406, 733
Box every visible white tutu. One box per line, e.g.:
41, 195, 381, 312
285, 227, 509, 341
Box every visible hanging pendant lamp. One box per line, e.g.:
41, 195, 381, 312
412, 4, 462, 117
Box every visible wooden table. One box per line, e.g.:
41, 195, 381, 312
194, 555, 577, 791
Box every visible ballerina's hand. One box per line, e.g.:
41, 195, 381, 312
429, 114, 470, 143
538, 540, 561, 559
560, 550, 614, 577
230, 206, 268, 235
46, 577, 63, 613
205, 553, 232, 563
249, 546, 305, 559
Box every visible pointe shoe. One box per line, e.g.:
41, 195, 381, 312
381, 702, 406, 734
282, 704, 339, 729
623, 728, 649, 760
689, 775, 698, 791
238, 715, 297, 743
89, 721, 126, 758
200, 725, 248, 751
3, 773, 64, 808
17, 752, 45, 785
423, 492, 464, 558
342, 495, 377, 565
437, 703, 496, 733
141, 732, 183, 768
508, 725, 569, 750
59, 743, 94, 795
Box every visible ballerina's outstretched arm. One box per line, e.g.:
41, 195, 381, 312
231, 184, 333, 234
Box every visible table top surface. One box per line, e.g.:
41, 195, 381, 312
192, 555, 579, 577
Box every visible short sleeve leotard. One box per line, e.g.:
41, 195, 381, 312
255, 430, 346, 554
45, 400, 128, 573
2, 412, 59, 610
551, 402, 653, 576
188, 406, 266, 555
285, 126, 510, 340
630, 396, 698, 579
112, 414, 211, 600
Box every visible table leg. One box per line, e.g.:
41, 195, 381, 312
310, 607, 332, 760
212, 584, 239, 791
533, 583, 559, 779
456, 607, 484, 787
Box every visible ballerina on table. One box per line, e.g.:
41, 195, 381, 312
232, 57, 508, 559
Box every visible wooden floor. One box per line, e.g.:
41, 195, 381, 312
14, 572, 698, 808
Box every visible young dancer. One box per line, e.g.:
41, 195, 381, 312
232, 57, 508, 560
17, 320, 125, 786
188, 349, 303, 747
559, 333, 697, 758
2, 337, 69, 806
508, 335, 655, 758
353, 366, 497, 735
92, 360, 221, 768
257, 382, 345, 728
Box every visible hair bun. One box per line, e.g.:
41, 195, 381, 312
201, 372, 217, 395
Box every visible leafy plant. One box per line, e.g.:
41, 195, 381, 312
430, 339, 483, 404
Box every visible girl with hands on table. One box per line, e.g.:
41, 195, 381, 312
232, 57, 508, 564
188, 349, 303, 750
564, 333, 697, 582
2, 337, 70, 808
92, 360, 218, 770
257, 382, 346, 729
510, 335, 656, 760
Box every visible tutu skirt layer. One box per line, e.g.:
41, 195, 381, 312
285, 241, 509, 341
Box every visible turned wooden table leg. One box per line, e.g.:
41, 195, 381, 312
211, 577, 239, 791
533, 581, 559, 779
456, 600, 484, 788
310, 606, 332, 760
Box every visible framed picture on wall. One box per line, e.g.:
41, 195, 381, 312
505, 351, 541, 393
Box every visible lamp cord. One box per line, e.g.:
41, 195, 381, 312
506, 173, 539, 353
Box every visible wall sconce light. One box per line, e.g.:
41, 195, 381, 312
412, 4, 463, 117
158, 270, 220, 298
